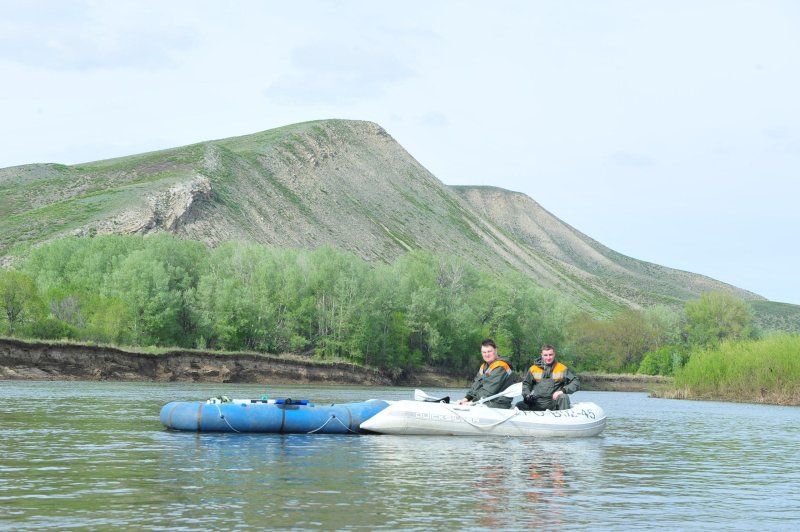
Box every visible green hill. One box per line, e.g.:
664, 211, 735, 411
2, 119, 793, 325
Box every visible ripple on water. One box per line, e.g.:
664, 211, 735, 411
1, 384, 799, 530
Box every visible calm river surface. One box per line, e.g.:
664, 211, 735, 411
1, 380, 799, 530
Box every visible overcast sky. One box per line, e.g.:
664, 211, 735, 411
2, 1, 798, 305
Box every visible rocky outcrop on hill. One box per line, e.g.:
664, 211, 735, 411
70, 176, 214, 238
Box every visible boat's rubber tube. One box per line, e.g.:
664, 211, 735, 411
360, 400, 607, 437
160, 399, 390, 434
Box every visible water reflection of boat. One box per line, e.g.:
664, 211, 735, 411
160, 398, 389, 434
360, 400, 606, 437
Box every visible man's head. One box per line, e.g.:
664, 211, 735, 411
541, 344, 556, 365
481, 339, 498, 364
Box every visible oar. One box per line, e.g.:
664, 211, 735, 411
472, 382, 523, 405
414, 389, 440, 401
413, 389, 450, 403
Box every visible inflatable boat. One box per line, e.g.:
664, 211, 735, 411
160, 398, 389, 434
359, 399, 606, 437
159, 384, 606, 437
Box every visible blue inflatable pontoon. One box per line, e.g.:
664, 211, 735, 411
160, 398, 389, 434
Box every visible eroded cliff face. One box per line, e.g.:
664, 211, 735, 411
0, 339, 464, 387
0, 339, 391, 385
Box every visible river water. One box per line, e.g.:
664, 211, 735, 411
1, 381, 798, 530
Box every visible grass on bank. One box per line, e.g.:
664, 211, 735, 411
670, 335, 800, 405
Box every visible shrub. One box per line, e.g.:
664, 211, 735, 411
638, 344, 687, 376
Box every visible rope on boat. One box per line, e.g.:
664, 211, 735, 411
443, 404, 522, 430
307, 414, 358, 434
213, 403, 241, 433
209, 403, 357, 435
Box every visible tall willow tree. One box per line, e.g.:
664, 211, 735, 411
196, 244, 291, 351
683, 291, 755, 347
306, 247, 372, 360
568, 308, 668, 372
101, 235, 207, 347
0, 270, 42, 335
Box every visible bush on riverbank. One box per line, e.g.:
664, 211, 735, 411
673, 335, 800, 405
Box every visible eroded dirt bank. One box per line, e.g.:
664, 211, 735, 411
1, 339, 668, 391
0, 338, 462, 387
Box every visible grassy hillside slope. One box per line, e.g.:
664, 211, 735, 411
0, 119, 783, 319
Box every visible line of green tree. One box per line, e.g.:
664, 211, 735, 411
0, 234, 788, 377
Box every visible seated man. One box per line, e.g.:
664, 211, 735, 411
517, 344, 580, 411
457, 339, 514, 409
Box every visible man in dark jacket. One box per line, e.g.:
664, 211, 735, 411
457, 339, 514, 409
517, 344, 580, 411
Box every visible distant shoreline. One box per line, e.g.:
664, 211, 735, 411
1, 337, 673, 394
578, 372, 671, 393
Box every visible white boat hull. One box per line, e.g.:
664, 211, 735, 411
360, 400, 606, 437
